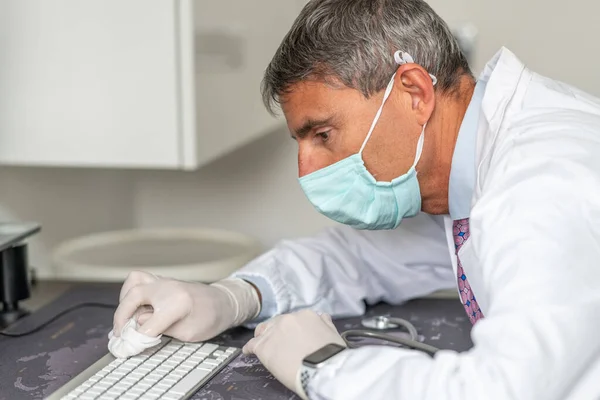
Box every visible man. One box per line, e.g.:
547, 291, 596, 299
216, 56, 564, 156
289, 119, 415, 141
112, 0, 600, 398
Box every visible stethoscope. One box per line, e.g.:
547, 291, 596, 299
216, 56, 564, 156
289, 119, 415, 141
340, 315, 439, 356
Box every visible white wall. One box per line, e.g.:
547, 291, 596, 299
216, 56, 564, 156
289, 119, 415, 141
131, 125, 336, 248
469, 0, 600, 96
0, 167, 134, 277
2, 0, 599, 279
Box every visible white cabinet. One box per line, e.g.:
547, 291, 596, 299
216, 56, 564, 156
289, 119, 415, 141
0, 0, 300, 169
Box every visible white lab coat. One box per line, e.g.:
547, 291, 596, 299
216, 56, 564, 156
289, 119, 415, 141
233, 47, 600, 399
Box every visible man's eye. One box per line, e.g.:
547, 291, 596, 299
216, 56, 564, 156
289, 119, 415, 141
317, 131, 330, 142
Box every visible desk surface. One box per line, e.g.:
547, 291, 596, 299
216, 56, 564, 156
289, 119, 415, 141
0, 282, 472, 400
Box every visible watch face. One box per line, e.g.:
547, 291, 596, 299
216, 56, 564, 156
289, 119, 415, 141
304, 343, 346, 366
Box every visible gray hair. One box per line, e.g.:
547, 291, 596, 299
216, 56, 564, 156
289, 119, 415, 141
262, 0, 473, 115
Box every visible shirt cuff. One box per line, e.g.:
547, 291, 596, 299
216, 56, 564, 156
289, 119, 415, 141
235, 275, 277, 323
230, 249, 291, 326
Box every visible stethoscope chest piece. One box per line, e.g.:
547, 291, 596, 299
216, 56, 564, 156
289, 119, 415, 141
344, 314, 439, 356
361, 315, 399, 330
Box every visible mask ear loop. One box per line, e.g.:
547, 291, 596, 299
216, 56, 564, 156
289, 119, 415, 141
393, 50, 434, 171
358, 74, 397, 155
411, 124, 426, 170
358, 51, 437, 157
394, 51, 438, 85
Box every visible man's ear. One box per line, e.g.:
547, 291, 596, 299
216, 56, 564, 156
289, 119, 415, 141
393, 64, 436, 125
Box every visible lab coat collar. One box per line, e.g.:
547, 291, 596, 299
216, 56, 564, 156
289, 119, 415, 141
475, 47, 527, 191
479, 47, 527, 137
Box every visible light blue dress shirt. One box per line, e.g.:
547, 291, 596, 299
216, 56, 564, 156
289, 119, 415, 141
448, 79, 487, 220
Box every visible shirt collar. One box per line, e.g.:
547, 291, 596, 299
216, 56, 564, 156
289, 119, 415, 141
448, 79, 487, 220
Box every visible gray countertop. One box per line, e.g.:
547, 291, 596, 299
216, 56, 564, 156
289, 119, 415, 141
1, 281, 471, 400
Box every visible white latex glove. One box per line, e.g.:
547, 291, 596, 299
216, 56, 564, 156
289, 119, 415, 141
242, 309, 346, 399
112, 271, 261, 343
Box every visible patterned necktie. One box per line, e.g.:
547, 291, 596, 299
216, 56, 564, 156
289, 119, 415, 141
453, 218, 484, 324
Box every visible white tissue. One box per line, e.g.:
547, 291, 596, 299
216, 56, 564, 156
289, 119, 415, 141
107, 318, 162, 359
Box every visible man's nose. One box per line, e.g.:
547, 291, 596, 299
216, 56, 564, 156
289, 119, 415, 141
297, 145, 317, 178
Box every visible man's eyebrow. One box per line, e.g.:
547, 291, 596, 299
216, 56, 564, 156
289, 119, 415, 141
294, 118, 333, 139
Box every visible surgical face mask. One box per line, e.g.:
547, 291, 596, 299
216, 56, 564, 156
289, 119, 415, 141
298, 51, 437, 230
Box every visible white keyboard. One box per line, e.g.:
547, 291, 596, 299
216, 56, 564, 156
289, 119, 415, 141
47, 338, 240, 400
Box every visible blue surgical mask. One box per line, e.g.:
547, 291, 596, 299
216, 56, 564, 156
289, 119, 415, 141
298, 51, 437, 230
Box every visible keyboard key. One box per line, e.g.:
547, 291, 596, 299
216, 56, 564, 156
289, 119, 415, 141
196, 343, 218, 355
203, 358, 220, 366
169, 370, 187, 380
159, 377, 179, 387
127, 387, 146, 396
180, 360, 197, 368
100, 375, 119, 385
197, 362, 217, 371
170, 354, 188, 363
90, 381, 111, 391
110, 369, 127, 378
148, 386, 167, 395
113, 382, 133, 391
129, 371, 146, 380
156, 365, 174, 374
121, 376, 139, 386
136, 365, 154, 374
168, 367, 212, 395
156, 382, 174, 391
163, 360, 180, 368
122, 359, 141, 369
188, 354, 206, 364
85, 387, 104, 396
161, 394, 182, 400
146, 372, 165, 383
96, 367, 113, 376
135, 381, 154, 390
87, 375, 102, 383
105, 387, 126, 396
80, 380, 94, 389
101, 394, 120, 400
177, 347, 195, 355
146, 359, 162, 368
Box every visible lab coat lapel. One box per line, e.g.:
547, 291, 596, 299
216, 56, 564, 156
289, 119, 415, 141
447, 48, 528, 316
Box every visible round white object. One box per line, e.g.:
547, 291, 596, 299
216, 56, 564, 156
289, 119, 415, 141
52, 228, 263, 283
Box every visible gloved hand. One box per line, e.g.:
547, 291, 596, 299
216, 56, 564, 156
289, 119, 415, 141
112, 271, 261, 343
242, 309, 346, 399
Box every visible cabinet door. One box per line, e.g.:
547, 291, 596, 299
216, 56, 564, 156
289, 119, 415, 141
187, 0, 303, 167
0, 0, 183, 168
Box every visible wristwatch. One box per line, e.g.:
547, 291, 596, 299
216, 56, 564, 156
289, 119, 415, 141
299, 343, 347, 398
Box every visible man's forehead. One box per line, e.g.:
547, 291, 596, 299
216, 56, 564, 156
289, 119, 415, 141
281, 80, 335, 106
280, 79, 362, 118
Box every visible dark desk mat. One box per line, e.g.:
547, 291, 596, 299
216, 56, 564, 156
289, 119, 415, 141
0, 285, 472, 400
